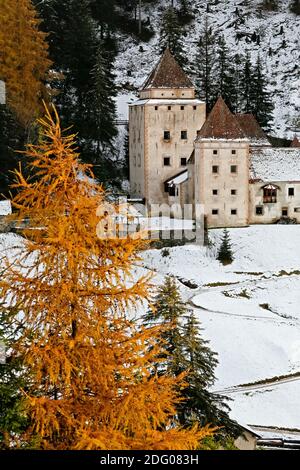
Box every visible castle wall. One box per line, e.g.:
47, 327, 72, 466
249, 181, 300, 223
129, 104, 145, 198
195, 140, 250, 228
129, 98, 206, 214
140, 88, 195, 100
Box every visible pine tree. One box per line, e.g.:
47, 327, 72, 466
194, 18, 217, 112
290, 0, 300, 14
262, 0, 278, 10
0, 0, 52, 128
144, 277, 239, 441
0, 104, 26, 196
217, 229, 234, 265
159, 7, 186, 66
240, 54, 255, 114
251, 56, 274, 132
181, 313, 240, 439
0, 106, 212, 449
231, 53, 244, 114
214, 36, 236, 111
85, 44, 118, 157
0, 304, 28, 449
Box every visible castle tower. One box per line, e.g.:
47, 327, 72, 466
194, 97, 250, 228
129, 49, 206, 212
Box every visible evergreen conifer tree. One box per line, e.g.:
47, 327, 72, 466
231, 53, 244, 114
159, 7, 186, 66
0, 105, 26, 196
0, 304, 28, 448
194, 18, 217, 112
240, 54, 255, 114
291, 0, 300, 14
217, 229, 234, 265
251, 56, 273, 132
214, 36, 236, 111
144, 276, 240, 440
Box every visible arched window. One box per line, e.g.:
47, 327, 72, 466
262, 184, 279, 203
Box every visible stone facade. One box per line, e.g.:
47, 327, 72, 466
129, 50, 300, 228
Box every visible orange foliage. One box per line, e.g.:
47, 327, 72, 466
0, 0, 52, 127
0, 106, 213, 449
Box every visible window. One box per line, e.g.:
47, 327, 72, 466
155, 106, 158, 111
212, 189, 218, 195
181, 106, 185, 110
181, 157, 187, 166
164, 131, 170, 140
263, 185, 277, 203
231, 165, 237, 173
212, 209, 219, 215
163, 157, 171, 166
282, 208, 288, 217
193, 106, 197, 110
231, 209, 237, 215
288, 187, 295, 196
213, 150, 218, 155
231, 149, 236, 155
181, 130, 188, 140
256, 206, 263, 215
294, 208, 300, 213
212, 165, 219, 174
231, 189, 237, 195
168, 106, 172, 111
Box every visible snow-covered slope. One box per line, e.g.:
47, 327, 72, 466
141, 225, 300, 428
115, 0, 300, 138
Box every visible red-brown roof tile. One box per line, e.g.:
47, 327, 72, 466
291, 136, 300, 148
141, 48, 194, 90
236, 114, 269, 142
197, 97, 245, 140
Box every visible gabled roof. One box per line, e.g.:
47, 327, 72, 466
236, 114, 270, 145
197, 97, 246, 140
141, 48, 194, 90
291, 136, 300, 148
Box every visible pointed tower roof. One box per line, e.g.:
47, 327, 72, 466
141, 48, 194, 90
291, 136, 300, 148
197, 97, 246, 140
236, 114, 270, 146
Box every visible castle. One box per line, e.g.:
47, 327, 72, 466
129, 49, 300, 228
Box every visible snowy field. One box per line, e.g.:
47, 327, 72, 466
1, 225, 300, 431
141, 225, 300, 430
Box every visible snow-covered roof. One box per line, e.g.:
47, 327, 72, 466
164, 170, 188, 186
250, 148, 300, 182
129, 98, 204, 107
0, 200, 12, 216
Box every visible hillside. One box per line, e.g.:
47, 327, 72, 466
115, 0, 300, 138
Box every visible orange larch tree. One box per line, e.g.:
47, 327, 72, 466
0, 0, 52, 128
0, 106, 213, 449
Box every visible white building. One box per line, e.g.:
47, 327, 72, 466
129, 50, 300, 228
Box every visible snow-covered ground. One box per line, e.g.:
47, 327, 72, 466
141, 224, 300, 429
